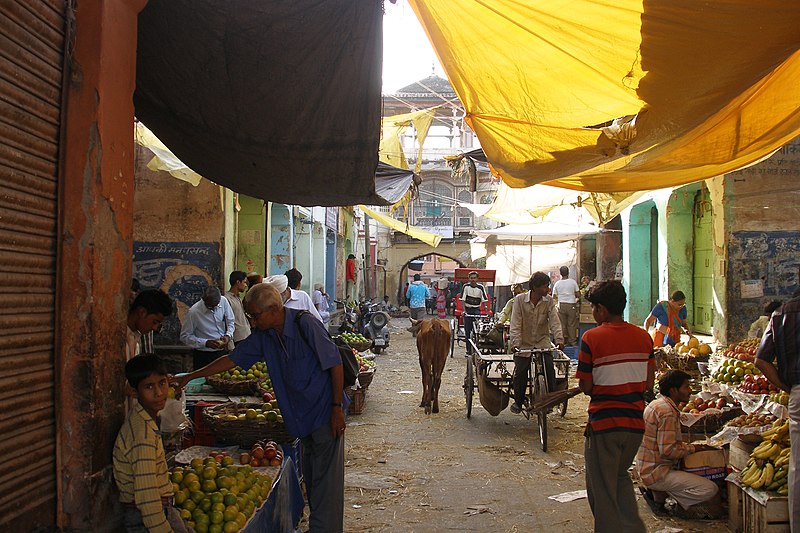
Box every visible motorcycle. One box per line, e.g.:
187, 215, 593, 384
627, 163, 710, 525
334, 299, 359, 334
358, 299, 390, 354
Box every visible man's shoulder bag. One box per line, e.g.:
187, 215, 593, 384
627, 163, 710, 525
294, 311, 359, 388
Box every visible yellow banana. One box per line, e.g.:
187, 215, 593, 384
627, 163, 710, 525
761, 428, 778, 439
768, 444, 784, 461
742, 465, 763, 487
774, 455, 790, 468
755, 443, 780, 460
751, 441, 773, 456
777, 484, 789, 496
779, 447, 791, 457
774, 467, 787, 480
751, 464, 771, 489
762, 462, 775, 487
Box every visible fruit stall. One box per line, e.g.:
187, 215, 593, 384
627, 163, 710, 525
170, 340, 380, 531
171, 361, 305, 532
656, 336, 792, 532
168, 446, 303, 533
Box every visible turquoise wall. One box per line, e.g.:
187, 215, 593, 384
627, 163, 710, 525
270, 203, 292, 274
626, 200, 657, 324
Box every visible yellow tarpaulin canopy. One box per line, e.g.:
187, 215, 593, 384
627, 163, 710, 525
135, 122, 204, 186
379, 109, 436, 173
358, 205, 442, 248
409, 0, 800, 192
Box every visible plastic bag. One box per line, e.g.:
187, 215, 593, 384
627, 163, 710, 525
160, 395, 189, 433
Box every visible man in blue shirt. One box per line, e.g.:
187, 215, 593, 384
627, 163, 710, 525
405, 274, 429, 337
180, 286, 235, 370
175, 284, 346, 532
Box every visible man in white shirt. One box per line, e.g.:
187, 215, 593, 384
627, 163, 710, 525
264, 274, 323, 322
180, 286, 235, 370
552, 266, 581, 346
312, 283, 331, 325
224, 271, 251, 348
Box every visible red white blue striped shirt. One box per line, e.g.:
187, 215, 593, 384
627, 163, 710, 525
576, 322, 654, 434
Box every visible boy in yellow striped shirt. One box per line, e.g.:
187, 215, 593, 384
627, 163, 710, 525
113, 355, 187, 532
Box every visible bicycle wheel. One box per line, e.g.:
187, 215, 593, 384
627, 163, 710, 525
558, 400, 568, 417
464, 356, 474, 418
535, 374, 548, 452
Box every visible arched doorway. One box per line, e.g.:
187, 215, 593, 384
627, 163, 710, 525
396, 253, 466, 305
692, 188, 714, 334
628, 201, 659, 324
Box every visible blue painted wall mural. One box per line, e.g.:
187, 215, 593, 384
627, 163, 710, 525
727, 231, 800, 340
133, 241, 222, 343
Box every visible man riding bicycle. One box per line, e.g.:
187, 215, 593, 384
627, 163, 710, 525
509, 271, 564, 414
461, 271, 488, 355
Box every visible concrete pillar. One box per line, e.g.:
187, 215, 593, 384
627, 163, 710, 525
596, 216, 622, 281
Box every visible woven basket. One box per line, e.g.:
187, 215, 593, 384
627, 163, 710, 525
346, 388, 366, 415
348, 340, 373, 352
202, 402, 293, 446
358, 368, 376, 388
206, 375, 260, 396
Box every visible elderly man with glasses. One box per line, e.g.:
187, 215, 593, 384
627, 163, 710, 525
174, 284, 347, 532
180, 285, 235, 370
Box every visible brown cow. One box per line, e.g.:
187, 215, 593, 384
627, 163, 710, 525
413, 318, 451, 414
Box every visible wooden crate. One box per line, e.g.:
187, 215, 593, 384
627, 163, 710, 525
741, 486, 790, 532
728, 479, 743, 533
729, 438, 757, 471
346, 387, 366, 415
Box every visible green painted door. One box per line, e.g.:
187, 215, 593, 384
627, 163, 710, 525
693, 189, 713, 334
237, 195, 267, 275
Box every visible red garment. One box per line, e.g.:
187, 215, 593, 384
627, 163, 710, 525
346, 258, 355, 281
436, 288, 447, 319
576, 322, 655, 434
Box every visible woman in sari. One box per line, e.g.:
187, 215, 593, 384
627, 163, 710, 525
435, 278, 448, 319
644, 290, 691, 346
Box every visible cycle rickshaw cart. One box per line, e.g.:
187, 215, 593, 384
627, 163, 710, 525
449, 268, 495, 358
463, 329, 580, 452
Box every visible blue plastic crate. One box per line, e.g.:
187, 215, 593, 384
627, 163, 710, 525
562, 345, 579, 360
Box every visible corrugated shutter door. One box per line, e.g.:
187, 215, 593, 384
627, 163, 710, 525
0, 0, 66, 528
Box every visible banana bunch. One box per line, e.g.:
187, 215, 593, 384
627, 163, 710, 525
740, 418, 791, 494
740, 459, 774, 490
759, 418, 790, 446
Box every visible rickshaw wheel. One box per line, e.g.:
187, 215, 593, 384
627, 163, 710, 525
535, 374, 548, 452
464, 356, 474, 418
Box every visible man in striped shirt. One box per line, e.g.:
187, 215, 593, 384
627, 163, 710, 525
576, 281, 654, 533
113, 355, 187, 532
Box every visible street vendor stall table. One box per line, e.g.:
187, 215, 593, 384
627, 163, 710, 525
243, 457, 304, 533
172, 445, 305, 533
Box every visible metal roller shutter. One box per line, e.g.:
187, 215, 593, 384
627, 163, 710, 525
0, 0, 67, 528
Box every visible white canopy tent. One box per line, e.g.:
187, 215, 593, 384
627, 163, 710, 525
470, 207, 601, 286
